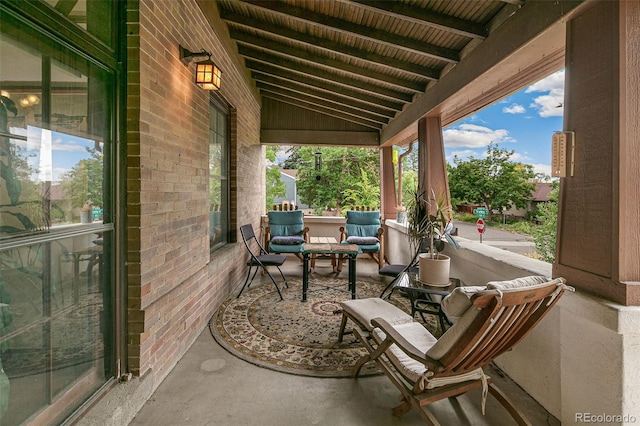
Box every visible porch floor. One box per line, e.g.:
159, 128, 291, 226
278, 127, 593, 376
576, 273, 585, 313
130, 256, 559, 426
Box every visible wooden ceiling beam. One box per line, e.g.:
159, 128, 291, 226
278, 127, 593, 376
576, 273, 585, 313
346, 0, 488, 39
241, 54, 410, 107
252, 72, 397, 118
220, 12, 440, 80
239, 0, 460, 63
231, 31, 425, 93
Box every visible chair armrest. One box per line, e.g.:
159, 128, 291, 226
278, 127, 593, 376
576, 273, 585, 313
265, 226, 272, 250
371, 317, 440, 370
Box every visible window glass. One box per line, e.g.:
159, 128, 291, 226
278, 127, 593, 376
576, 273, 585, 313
1, 18, 114, 425
1, 36, 110, 238
209, 101, 229, 252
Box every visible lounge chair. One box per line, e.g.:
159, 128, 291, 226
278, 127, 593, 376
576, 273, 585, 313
339, 276, 573, 425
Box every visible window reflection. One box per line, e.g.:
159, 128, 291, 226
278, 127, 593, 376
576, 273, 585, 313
209, 102, 228, 251
1, 35, 108, 238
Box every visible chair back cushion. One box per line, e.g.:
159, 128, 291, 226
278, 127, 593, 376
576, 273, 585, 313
345, 210, 380, 238
428, 276, 561, 361
268, 210, 305, 236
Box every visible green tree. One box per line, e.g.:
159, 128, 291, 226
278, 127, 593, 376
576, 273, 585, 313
448, 143, 536, 222
296, 147, 379, 214
342, 168, 380, 208
265, 146, 286, 210
60, 147, 103, 209
530, 181, 558, 263
282, 146, 301, 169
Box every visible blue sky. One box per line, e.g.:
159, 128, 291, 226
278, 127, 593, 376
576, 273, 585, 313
442, 69, 565, 178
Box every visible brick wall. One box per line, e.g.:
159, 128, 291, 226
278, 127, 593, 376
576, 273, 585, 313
126, 0, 264, 381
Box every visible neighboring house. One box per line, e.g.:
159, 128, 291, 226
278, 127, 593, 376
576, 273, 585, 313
504, 181, 554, 218
457, 182, 554, 219
273, 169, 309, 209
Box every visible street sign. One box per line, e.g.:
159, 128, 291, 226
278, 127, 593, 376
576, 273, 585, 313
473, 207, 489, 218
476, 218, 485, 234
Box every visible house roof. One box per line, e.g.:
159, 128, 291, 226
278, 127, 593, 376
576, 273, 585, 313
280, 169, 298, 179
531, 182, 553, 202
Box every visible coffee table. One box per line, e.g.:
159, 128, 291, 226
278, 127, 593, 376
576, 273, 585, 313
301, 243, 360, 302
389, 273, 461, 331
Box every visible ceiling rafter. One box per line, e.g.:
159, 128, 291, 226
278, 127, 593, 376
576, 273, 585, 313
345, 0, 488, 39
241, 51, 412, 106
249, 68, 402, 114
239, 0, 461, 63
253, 75, 396, 120
231, 30, 426, 93
259, 88, 385, 129
220, 11, 440, 81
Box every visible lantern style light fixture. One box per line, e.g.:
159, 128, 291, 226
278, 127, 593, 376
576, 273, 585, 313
179, 45, 222, 91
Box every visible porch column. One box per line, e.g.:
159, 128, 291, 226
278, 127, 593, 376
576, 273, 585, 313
552, 1, 640, 424
417, 116, 451, 214
380, 147, 397, 221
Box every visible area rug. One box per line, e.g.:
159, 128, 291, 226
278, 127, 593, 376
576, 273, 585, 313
209, 277, 438, 378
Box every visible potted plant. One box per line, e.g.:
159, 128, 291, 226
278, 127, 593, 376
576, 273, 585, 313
406, 188, 459, 285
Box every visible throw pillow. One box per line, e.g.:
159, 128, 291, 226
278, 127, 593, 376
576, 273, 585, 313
271, 235, 305, 245
345, 236, 379, 245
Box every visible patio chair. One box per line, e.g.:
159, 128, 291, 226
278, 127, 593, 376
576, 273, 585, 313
238, 224, 288, 300
264, 210, 309, 260
340, 276, 573, 425
338, 210, 384, 270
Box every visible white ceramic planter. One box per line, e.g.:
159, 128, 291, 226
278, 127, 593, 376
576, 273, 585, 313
418, 253, 450, 285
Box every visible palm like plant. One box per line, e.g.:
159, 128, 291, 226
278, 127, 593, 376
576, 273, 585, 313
406, 188, 459, 259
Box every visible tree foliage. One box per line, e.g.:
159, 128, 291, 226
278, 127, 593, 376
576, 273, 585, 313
265, 146, 286, 209
295, 147, 379, 214
448, 143, 536, 222
530, 181, 558, 262
60, 147, 103, 209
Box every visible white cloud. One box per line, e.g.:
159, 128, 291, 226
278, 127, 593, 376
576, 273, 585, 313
443, 123, 516, 148
52, 137, 91, 152
53, 167, 71, 183
502, 104, 526, 114
531, 163, 552, 177
526, 70, 565, 117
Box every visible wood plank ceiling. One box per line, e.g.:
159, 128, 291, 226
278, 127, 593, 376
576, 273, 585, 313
216, 0, 524, 144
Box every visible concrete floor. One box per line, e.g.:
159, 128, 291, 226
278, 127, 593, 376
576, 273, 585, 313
130, 257, 559, 426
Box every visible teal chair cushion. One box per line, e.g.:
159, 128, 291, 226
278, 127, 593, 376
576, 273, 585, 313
343, 211, 381, 253
344, 211, 380, 239
267, 210, 306, 253
268, 210, 305, 237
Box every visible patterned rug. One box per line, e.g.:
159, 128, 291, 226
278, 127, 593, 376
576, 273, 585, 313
208, 277, 438, 378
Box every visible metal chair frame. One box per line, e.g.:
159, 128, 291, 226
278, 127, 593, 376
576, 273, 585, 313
238, 224, 288, 300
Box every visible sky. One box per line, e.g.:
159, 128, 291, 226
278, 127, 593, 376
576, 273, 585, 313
442, 69, 565, 178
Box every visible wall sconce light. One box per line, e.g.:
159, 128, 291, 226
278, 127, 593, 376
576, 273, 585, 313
180, 45, 221, 91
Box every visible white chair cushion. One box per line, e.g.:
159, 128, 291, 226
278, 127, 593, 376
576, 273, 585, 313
486, 275, 549, 290
426, 305, 482, 360
340, 298, 413, 331
440, 286, 486, 322
373, 322, 437, 383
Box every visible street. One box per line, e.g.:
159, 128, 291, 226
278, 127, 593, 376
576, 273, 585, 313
453, 220, 536, 256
